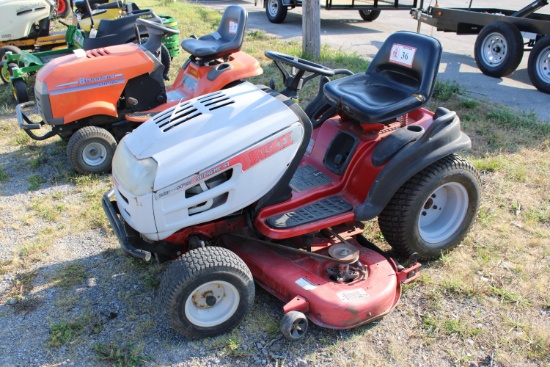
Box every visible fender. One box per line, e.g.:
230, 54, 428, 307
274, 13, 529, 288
354, 107, 471, 221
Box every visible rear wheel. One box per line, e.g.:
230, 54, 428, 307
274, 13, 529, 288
67, 126, 117, 174
11, 77, 28, 103
528, 35, 550, 94
0, 46, 22, 84
358, 9, 381, 22
266, 0, 288, 23
378, 154, 481, 260
474, 21, 524, 77
160, 246, 255, 338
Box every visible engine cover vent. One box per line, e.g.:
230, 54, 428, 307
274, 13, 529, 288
153, 91, 235, 132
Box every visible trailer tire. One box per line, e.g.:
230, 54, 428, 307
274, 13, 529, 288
160, 247, 255, 338
266, 0, 288, 23
378, 154, 481, 260
0, 46, 22, 84
528, 35, 550, 94
11, 78, 28, 103
67, 126, 117, 174
474, 21, 523, 77
358, 9, 381, 22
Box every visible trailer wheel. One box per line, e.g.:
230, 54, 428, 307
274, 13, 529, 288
528, 35, 550, 94
358, 9, 381, 22
160, 246, 255, 338
281, 311, 308, 340
67, 126, 117, 174
474, 21, 523, 77
11, 78, 29, 103
266, 0, 288, 23
0, 46, 22, 84
378, 154, 481, 260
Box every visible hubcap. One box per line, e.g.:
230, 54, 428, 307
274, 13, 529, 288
418, 182, 469, 244
481, 32, 508, 66
82, 142, 108, 166
535, 45, 550, 83
185, 281, 240, 327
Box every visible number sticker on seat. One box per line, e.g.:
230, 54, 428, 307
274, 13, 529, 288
389, 43, 416, 68
229, 21, 238, 34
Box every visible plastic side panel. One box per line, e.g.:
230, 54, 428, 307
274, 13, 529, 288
166, 52, 263, 99
41, 44, 152, 122
153, 124, 304, 240
112, 175, 158, 240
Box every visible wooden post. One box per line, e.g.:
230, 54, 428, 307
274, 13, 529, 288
302, 0, 321, 58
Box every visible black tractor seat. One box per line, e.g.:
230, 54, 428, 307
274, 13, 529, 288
74, 0, 109, 13
323, 31, 442, 124
180, 5, 247, 62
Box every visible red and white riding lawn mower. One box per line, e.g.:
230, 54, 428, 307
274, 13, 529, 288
103, 31, 481, 340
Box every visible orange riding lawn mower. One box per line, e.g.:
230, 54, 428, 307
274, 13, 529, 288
16, 5, 263, 174
97, 29, 481, 340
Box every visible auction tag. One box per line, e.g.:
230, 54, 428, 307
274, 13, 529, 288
229, 20, 238, 34
389, 43, 416, 68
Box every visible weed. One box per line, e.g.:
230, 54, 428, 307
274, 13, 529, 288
48, 321, 84, 347
27, 174, 46, 190
488, 285, 531, 306
93, 342, 148, 367
433, 80, 461, 101
0, 166, 8, 182
52, 263, 88, 289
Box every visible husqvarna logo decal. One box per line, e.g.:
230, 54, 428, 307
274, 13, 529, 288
51, 73, 125, 95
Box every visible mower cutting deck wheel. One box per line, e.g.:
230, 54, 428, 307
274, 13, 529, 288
67, 126, 117, 174
379, 154, 481, 260
281, 311, 308, 340
160, 246, 255, 338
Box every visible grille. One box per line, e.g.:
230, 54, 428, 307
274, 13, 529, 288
153, 91, 235, 132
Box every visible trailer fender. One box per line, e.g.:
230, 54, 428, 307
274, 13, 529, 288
354, 107, 471, 221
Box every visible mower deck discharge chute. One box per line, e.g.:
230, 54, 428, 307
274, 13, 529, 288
16, 5, 263, 174
102, 31, 481, 340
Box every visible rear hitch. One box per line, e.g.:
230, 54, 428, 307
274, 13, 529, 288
397, 253, 421, 284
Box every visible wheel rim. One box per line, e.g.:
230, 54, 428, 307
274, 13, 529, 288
481, 32, 508, 66
289, 318, 307, 339
57, 0, 66, 15
534, 45, 550, 84
418, 182, 469, 244
82, 142, 108, 167
185, 280, 240, 327
1, 64, 10, 83
361, 10, 372, 15
267, 0, 279, 17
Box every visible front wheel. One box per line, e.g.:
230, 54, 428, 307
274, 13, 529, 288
266, 0, 288, 23
358, 9, 381, 22
160, 246, 255, 338
474, 21, 523, 77
378, 154, 481, 260
528, 35, 550, 94
67, 126, 117, 174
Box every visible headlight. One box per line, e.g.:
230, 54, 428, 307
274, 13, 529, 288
112, 137, 158, 196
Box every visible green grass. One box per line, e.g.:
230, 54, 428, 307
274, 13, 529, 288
93, 342, 149, 367
48, 321, 84, 347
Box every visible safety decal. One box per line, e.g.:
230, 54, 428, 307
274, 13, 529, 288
295, 277, 317, 291
337, 289, 369, 302
389, 43, 416, 68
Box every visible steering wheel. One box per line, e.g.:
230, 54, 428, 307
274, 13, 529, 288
135, 18, 180, 37
265, 51, 335, 76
